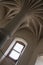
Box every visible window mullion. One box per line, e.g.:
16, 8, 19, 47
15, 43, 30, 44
13, 49, 21, 54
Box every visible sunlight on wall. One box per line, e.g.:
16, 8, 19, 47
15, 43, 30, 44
35, 56, 43, 65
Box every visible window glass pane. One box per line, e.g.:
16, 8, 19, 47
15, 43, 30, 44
9, 50, 20, 60
13, 43, 24, 53
35, 56, 43, 65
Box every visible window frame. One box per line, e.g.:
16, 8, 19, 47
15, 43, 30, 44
8, 41, 25, 61
7, 38, 27, 62
0, 37, 27, 63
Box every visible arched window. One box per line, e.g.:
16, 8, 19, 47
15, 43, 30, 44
9, 37, 27, 62
0, 37, 27, 63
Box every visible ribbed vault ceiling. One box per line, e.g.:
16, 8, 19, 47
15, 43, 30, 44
0, 0, 43, 40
